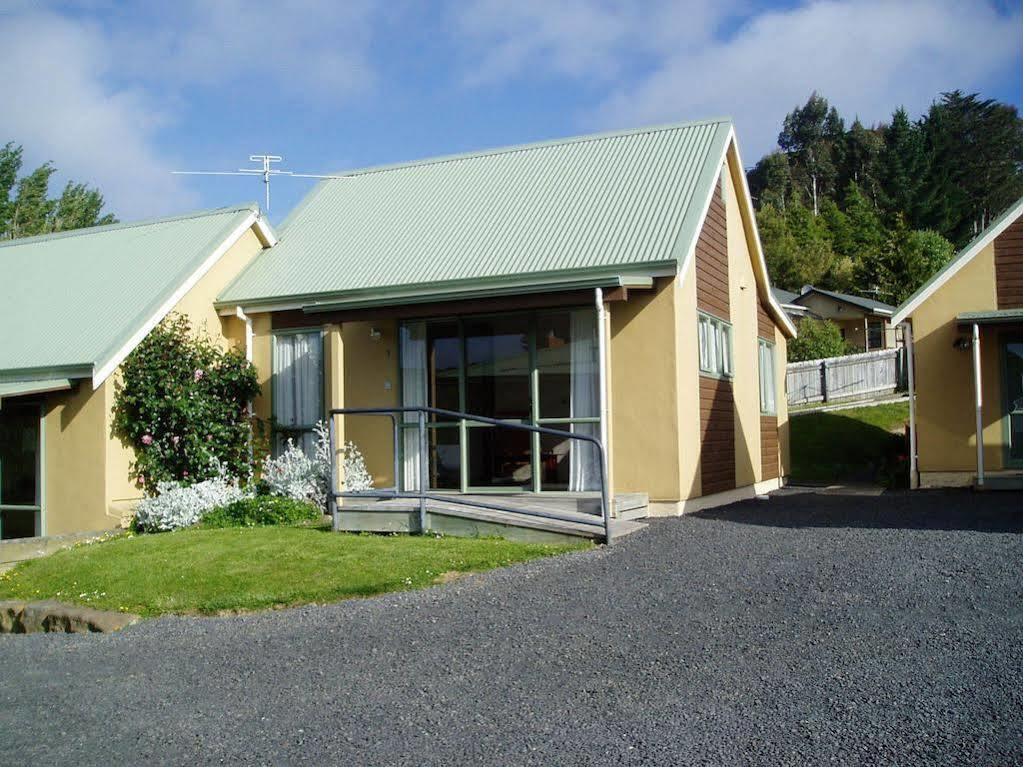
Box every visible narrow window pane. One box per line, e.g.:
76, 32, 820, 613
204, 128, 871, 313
273, 331, 323, 433
467, 427, 531, 488
464, 315, 531, 420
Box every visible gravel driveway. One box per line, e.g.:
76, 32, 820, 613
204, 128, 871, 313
1, 489, 1021, 765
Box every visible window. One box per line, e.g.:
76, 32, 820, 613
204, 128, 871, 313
758, 339, 777, 415
698, 312, 733, 377
272, 329, 324, 457
867, 321, 884, 350
0, 401, 42, 539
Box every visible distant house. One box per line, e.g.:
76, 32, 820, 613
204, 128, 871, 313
1, 120, 797, 542
893, 195, 1023, 490
0, 206, 276, 539
772, 285, 897, 350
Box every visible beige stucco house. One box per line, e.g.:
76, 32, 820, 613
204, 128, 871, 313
0, 206, 276, 539
1, 120, 796, 543
894, 195, 1023, 489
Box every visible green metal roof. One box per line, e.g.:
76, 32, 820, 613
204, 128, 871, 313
218, 119, 734, 308
957, 309, 1023, 325
0, 378, 73, 404
0, 204, 268, 384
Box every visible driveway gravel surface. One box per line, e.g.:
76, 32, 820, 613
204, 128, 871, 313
1, 489, 1021, 765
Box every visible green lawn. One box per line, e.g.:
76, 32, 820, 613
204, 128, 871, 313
790, 401, 910, 486
0, 525, 587, 617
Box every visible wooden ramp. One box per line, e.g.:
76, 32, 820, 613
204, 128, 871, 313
336, 494, 647, 545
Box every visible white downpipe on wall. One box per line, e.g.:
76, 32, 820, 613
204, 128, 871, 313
972, 323, 984, 487
235, 307, 255, 460
595, 288, 610, 492
903, 322, 918, 489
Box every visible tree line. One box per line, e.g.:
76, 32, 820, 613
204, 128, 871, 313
0, 142, 116, 240
748, 91, 1023, 305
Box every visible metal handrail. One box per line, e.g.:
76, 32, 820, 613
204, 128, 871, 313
327, 406, 612, 542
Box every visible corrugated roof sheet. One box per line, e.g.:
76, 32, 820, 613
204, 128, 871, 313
219, 119, 733, 307
0, 204, 262, 381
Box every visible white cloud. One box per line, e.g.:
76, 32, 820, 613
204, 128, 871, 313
452, 0, 1023, 162
0, 2, 382, 219
0, 11, 196, 219
113, 1, 379, 101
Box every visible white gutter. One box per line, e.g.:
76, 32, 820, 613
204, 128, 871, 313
902, 322, 918, 488
973, 323, 984, 487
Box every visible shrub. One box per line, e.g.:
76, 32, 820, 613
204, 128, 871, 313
787, 317, 850, 362
134, 466, 248, 532
112, 314, 261, 495
262, 421, 373, 510
202, 496, 322, 528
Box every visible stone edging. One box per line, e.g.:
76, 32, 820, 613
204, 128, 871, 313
0, 600, 140, 634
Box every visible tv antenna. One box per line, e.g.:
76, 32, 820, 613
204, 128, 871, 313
172, 154, 347, 211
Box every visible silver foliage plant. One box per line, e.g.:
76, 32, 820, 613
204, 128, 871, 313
262, 420, 372, 510
134, 459, 248, 532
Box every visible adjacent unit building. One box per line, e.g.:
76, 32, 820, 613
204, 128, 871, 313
0, 206, 276, 538
893, 195, 1023, 489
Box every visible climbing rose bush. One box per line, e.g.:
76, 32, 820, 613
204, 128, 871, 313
134, 463, 248, 532
262, 421, 373, 510
112, 314, 260, 494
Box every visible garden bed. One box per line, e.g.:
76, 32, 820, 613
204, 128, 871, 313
0, 525, 587, 618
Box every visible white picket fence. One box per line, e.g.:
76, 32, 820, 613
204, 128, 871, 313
786, 348, 905, 406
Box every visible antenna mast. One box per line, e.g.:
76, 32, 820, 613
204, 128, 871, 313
173, 155, 347, 212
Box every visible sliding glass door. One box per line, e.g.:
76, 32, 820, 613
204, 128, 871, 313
400, 308, 601, 493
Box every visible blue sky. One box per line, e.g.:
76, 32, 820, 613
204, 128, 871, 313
2, 0, 1022, 225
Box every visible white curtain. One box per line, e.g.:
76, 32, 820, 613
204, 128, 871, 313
568, 309, 600, 491
401, 322, 427, 491
273, 331, 322, 457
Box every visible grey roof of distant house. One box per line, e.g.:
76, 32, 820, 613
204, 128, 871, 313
793, 286, 896, 315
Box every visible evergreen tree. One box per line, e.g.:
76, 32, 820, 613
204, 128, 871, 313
748, 151, 792, 210
0, 142, 116, 239
0, 142, 23, 236
778, 93, 845, 215
837, 119, 883, 204
10, 162, 56, 238
921, 91, 1023, 246
876, 108, 928, 228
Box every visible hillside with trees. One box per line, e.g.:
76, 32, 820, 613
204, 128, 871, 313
0, 142, 116, 240
748, 91, 1023, 305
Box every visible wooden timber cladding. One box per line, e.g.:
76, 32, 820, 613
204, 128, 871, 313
760, 415, 779, 481
699, 376, 736, 494
995, 216, 1023, 310
757, 295, 774, 340
695, 171, 736, 496
695, 174, 729, 321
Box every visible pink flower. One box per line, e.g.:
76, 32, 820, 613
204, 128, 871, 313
171, 435, 180, 446
136, 475, 145, 487
193, 369, 204, 382
182, 470, 189, 478
141, 434, 154, 446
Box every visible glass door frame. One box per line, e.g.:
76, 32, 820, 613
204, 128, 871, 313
399, 307, 602, 494
0, 399, 44, 539
1000, 333, 1023, 469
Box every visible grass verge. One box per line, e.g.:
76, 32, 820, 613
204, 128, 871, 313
0, 525, 588, 618
791, 401, 910, 486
